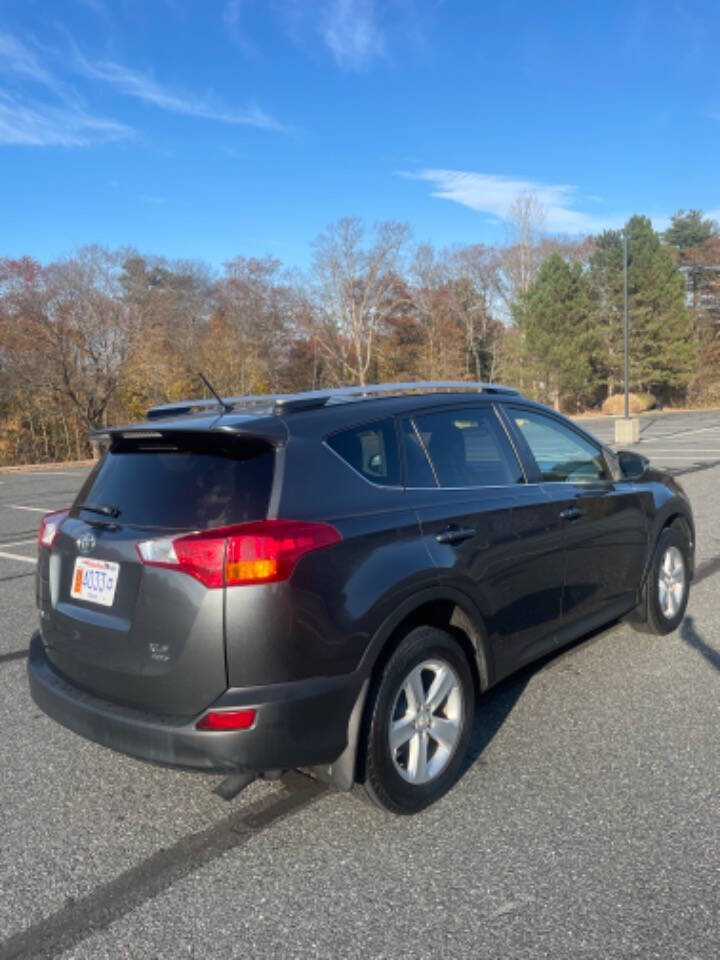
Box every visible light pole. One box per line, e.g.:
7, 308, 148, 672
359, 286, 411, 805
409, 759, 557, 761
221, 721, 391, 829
623, 231, 629, 419
615, 229, 639, 444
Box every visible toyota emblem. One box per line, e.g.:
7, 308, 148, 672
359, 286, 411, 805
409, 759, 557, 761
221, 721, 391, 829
76, 532, 96, 555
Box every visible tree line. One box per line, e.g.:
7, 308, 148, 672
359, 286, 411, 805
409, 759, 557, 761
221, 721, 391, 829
1, 203, 718, 465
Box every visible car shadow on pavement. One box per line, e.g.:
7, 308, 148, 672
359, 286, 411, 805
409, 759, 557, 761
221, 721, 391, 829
680, 615, 720, 672
460, 622, 617, 778
460, 613, 720, 780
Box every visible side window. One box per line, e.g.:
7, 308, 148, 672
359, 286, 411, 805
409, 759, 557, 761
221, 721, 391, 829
409, 407, 524, 487
510, 410, 609, 482
401, 418, 436, 487
327, 418, 401, 486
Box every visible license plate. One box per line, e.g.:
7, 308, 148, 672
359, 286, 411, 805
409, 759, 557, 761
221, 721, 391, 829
70, 557, 119, 607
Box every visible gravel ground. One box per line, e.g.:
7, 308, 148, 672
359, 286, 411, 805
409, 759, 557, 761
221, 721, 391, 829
0, 410, 718, 960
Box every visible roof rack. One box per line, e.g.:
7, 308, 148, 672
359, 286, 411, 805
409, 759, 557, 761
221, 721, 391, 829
146, 380, 518, 420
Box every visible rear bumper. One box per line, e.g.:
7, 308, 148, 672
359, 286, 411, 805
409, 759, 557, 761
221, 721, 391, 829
28, 632, 362, 773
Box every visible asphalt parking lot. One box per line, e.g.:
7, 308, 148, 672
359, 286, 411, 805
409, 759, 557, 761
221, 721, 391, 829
0, 409, 718, 960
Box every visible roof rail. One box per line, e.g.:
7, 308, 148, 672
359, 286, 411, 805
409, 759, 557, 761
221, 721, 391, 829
146, 380, 518, 420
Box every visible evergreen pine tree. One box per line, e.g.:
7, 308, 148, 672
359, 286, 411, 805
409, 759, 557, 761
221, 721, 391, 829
590, 216, 695, 401
513, 253, 599, 409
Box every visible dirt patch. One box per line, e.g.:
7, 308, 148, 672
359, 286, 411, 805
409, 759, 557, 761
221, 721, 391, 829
601, 392, 656, 415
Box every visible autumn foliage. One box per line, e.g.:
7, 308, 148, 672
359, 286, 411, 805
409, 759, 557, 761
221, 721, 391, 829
1, 210, 718, 465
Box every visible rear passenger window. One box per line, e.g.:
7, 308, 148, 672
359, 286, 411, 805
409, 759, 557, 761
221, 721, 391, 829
327, 419, 401, 486
410, 408, 523, 487
402, 418, 436, 487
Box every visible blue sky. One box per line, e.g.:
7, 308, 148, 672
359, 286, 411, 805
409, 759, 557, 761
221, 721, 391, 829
1, 0, 719, 269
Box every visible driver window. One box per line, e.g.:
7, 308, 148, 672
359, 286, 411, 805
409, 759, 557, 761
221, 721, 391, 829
511, 410, 609, 483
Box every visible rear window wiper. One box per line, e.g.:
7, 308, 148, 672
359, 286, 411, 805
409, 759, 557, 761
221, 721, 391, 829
77, 501, 121, 518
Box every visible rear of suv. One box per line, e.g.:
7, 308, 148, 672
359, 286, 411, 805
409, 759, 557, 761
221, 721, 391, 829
28, 382, 694, 813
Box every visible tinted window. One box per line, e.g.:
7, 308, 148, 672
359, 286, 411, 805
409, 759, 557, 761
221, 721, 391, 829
402, 418, 437, 487
411, 407, 523, 487
511, 410, 609, 482
327, 419, 401, 486
73, 436, 274, 530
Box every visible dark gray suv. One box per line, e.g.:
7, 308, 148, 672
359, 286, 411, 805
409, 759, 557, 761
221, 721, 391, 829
28, 382, 694, 813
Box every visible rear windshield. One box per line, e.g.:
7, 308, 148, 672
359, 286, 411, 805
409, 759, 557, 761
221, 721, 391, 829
73, 435, 274, 530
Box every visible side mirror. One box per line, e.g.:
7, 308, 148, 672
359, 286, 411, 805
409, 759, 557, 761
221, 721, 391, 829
618, 449, 650, 480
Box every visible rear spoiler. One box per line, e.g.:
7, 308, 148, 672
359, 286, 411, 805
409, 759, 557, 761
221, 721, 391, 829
88, 418, 288, 446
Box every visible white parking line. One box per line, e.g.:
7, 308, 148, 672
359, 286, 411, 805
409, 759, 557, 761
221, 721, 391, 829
6, 505, 51, 513
0, 550, 36, 564
0, 538, 37, 548
645, 425, 720, 440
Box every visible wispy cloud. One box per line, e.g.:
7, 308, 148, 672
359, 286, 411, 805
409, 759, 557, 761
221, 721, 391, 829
271, 0, 387, 71
0, 28, 285, 146
76, 55, 286, 131
75, 0, 111, 17
221, 145, 247, 159
0, 31, 54, 86
223, 0, 254, 54
321, 0, 384, 70
0, 91, 131, 146
0, 32, 132, 147
402, 169, 627, 234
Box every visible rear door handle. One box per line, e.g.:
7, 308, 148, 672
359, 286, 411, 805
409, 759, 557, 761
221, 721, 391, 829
435, 526, 476, 545
559, 506, 583, 522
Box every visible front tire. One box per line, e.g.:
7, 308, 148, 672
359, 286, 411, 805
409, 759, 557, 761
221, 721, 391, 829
633, 526, 690, 635
361, 626, 475, 815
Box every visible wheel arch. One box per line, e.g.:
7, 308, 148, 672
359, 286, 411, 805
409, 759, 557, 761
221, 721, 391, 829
646, 501, 695, 582
361, 586, 492, 693
318, 587, 491, 792
626, 501, 695, 630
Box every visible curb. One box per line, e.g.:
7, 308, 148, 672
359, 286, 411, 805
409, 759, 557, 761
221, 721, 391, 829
0, 460, 94, 475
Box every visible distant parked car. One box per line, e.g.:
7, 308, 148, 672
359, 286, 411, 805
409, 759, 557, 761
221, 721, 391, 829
28, 382, 694, 813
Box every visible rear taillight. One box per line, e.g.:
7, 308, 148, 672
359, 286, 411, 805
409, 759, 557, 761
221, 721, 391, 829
137, 531, 226, 588
136, 520, 341, 589
196, 709, 256, 731
38, 510, 69, 550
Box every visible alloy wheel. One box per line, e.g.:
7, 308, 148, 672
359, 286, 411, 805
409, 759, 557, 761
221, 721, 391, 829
658, 545, 686, 620
388, 659, 463, 785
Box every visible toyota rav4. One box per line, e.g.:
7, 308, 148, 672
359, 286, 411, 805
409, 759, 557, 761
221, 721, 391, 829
28, 382, 694, 813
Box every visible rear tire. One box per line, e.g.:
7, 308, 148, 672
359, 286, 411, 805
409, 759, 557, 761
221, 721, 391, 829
360, 626, 475, 815
632, 526, 690, 636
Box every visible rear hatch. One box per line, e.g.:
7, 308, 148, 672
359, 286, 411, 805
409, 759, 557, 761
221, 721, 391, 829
37, 431, 275, 716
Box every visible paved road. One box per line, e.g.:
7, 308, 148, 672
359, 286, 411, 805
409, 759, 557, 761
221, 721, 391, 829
583, 408, 720, 477
0, 411, 718, 959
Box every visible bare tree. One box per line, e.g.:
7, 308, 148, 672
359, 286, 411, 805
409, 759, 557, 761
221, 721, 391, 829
498, 191, 548, 311
449, 244, 503, 380
5, 247, 142, 436
209, 256, 289, 395
408, 244, 457, 381
311, 218, 410, 385
119, 254, 214, 411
